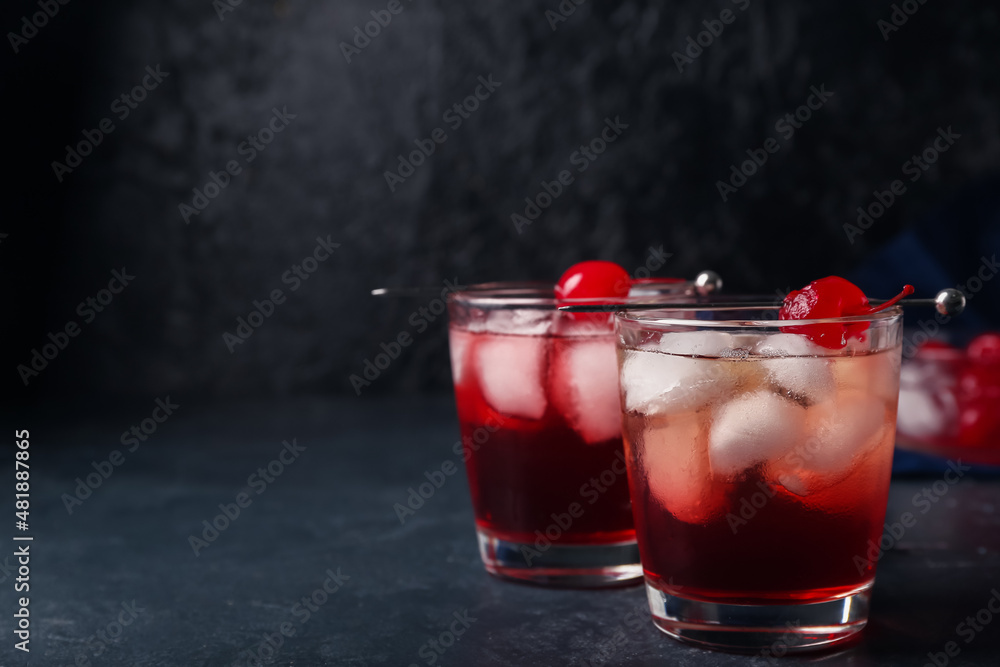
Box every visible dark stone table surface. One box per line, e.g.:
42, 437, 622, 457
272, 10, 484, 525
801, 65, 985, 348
4, 397, 1000, 666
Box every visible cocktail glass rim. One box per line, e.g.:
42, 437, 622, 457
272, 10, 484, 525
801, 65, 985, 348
448, 280, 698, 310
616, 303, 903, 329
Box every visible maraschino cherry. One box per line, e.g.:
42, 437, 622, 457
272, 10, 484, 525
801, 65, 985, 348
556, 261, 632, 302
968, 332, 1000, 365
958, 333, 1000, 401
779, 276, 914, 349
959, 400, 1000, 447
555, 261, 632, 324
952, 333, 1000, 447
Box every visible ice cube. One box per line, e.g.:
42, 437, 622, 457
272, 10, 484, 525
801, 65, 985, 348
709, 391, 808, 478
834, 349, 902, 403
552, 310, 615, 337
899, 360, 933, 387
760, 357, 835, 404
621, 350, 687, 411
448, 329, 471, 386
550, 339, 622, 444
772, 393, 887, 495
643, 412, 728, 524
756, 334, 835, 402
755, 333, 828, 358
868, 351, 902, 402
621, 350, 741, 415
773, 469, 811, 496
659, 331, 745, 357
474, 334, 548, 419
897, 387, 956, 438
482, 308, 553, 336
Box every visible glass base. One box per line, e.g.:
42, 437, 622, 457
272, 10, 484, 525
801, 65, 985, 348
646, 581, 871, 653
476, 528, 642, 588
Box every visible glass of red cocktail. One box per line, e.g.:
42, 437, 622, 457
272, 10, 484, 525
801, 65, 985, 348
616, 299, 903, 649
447, 277, 693, 587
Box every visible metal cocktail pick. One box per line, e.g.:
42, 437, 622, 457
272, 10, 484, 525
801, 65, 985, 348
371, 271, 726, 298
558, 288, 967, 315
371, 272, 965, 317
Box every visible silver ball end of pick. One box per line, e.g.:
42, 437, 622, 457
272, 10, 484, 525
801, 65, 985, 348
695, 270, 723, 296
935, 288, 966, 316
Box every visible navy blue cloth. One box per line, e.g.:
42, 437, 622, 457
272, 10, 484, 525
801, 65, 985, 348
892, 448, 1000, 477
849, 180, 1000, 474
849, 179, 1000, 335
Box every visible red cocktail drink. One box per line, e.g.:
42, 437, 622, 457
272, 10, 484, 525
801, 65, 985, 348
448, 280, 689, 586
451, 328, 634, 547
616, 294, 903, 650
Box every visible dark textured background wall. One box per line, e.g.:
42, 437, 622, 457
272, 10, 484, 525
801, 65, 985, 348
7, 0, 999, 403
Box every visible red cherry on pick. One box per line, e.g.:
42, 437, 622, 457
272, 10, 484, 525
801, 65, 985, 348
555, 261, 632, 302
556, 261, 632, 324
779, 276, 913, 349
